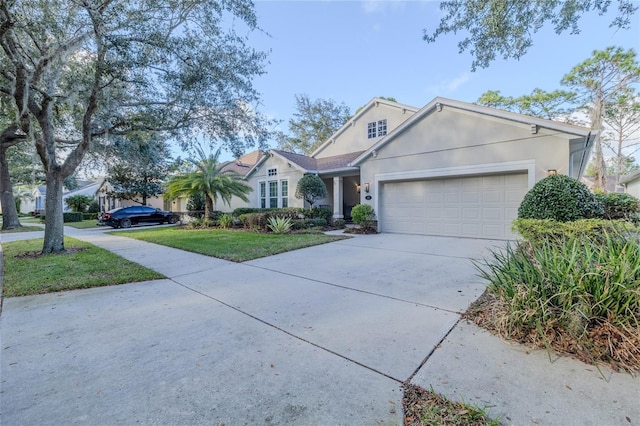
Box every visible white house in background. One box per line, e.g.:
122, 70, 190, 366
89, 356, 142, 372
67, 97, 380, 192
237, 97, 596, 240
26, 179, 105, 215
95, 180, 164, 214
620, 169, 640, 198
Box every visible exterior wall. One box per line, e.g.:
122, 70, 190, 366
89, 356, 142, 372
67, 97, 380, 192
314, 102, 414, 158
246, 154, 305, 209
358, 107, 572, 210
625, 179, 640, 198
120, 196, 164, 210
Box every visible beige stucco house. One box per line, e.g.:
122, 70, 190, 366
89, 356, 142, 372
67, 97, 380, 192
242, 97, 597, 240
620, 169, 640, 198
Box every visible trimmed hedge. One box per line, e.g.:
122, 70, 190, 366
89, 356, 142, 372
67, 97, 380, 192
83, 213, 99, 221
594, 192, 640, 221
63, 212, 84, 223
512, 218, 638, 245
518, 175, 603, 222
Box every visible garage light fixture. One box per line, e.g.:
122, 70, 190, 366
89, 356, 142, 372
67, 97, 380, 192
356, 184, 361, 193
547, 169, 557, 176
364, 183, 370, 193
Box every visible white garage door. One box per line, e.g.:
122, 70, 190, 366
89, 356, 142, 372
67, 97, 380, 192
379, 173, 528, 239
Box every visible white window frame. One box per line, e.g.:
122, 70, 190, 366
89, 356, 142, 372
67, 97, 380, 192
267, 167, 278, 177
377, 119, 387, 137
258, 178, 289, 208
367, 119, 387, 139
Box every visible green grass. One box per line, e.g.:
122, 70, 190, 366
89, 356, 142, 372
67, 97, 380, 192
0, 225, 44, 233
65, 219, 101, 229
111, 226, 349, 262
2, 237, 165, 297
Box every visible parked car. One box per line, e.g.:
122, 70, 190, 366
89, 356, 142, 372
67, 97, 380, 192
102, 206, 178, 228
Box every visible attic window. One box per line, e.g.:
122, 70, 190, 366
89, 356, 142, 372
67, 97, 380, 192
267, 168, 277, 177
367, 119, 387, 139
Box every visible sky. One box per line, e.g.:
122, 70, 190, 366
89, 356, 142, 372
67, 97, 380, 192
213, 0, 639, 160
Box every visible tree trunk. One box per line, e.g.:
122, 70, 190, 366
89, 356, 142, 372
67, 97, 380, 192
0, 143, 22, 230
205, 194, 214, 219
590, 97, 607, 192
41, 173, 66, 253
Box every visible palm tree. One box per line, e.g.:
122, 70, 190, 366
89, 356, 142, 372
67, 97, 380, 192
164, 148, 251, 218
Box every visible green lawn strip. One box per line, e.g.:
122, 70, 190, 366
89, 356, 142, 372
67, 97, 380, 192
111, 226, 349, 262
2, 237, 165, 297
65, 220, 101, 229
0, 225, 44, 233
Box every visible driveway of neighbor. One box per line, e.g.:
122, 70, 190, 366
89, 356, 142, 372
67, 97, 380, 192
0, 230, 496, 425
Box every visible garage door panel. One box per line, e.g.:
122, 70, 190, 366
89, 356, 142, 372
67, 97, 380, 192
380, 173, 528, 240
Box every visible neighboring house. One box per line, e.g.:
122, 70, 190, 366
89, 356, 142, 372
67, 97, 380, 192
242, 97, 596, 240
29, 179, 104, 215
96, 180, 164, 213
620, 169, 640, 198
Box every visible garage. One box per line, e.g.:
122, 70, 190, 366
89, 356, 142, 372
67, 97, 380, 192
379, 173, 528, 240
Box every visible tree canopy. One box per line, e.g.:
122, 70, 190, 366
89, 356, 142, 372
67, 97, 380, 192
0, 0, 271, 252
164, 148, 251, 219
295, 174, 327, 208
425, 0, 638, 70
277, 94, 351, 155
106, 133, 172, 206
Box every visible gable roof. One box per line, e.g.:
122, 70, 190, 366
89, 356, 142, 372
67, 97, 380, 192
220, 150, 265, 176
310, 97, 419, 158
247, 149, 364, 177
349, 97, 598, 177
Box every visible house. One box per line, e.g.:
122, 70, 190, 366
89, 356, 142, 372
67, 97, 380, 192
620, 169, 640, 198
96, 180, 165, 214
27, 179, 104, 215
243, 97, 596, 240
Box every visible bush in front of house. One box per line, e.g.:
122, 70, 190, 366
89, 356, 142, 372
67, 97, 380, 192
332, 218, 346, 229
594, 192, 640, 221
63, 212, 84, 223
304, 207, 332, 222
518, 174, 603, 222
218, 213, 234, 229
351, 204, 376, 231
512, 218, 637, 245
266, 216, 293, 234
83, 212, 99, 221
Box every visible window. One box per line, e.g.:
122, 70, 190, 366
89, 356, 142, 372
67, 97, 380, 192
269, 181, 278, 208
267, 168, 277, 177
377, 119, 387, 137
260, 182, 266, 208
258, 179, 289, 208
367, 119, 387, 138
281, 180, 288, 208
367, 122, 377, 139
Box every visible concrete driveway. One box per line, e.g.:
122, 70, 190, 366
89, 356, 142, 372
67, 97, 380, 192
0, 232, 500, 425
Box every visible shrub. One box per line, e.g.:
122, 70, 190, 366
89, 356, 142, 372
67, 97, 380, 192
238, 213, 268, 230
266, 216, 293, 234
295, 174, 328, 207
304, 207, 332, 222
518, 174, 603, 222
218, 213, 234, 229
475, 231, 640, 370
351, 204, 376, 230
187, 218, 216, 229
512, 218, 637, 245
333, 218, 346, 229
594, 192, 640, 221
83, 213, 99, 221
307, 218, 327, 228
63, 212, 83, 223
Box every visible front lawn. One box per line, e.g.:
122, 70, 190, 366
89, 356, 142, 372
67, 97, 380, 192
0, 225, 44, 233
2, 237, 165, 297
111, 226, 349, 262
65, 219, 101, 229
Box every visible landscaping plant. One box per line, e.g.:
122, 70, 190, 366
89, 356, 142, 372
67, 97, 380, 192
351, 204, 376, 232
266, 216, 293, 234
517, 174, 603, 221
472, 230, 640, 372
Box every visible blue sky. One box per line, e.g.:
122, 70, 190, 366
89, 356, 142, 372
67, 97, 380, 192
228, 0, 640, 159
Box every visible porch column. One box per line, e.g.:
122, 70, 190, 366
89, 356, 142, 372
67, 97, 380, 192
332, 176, 343, 219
